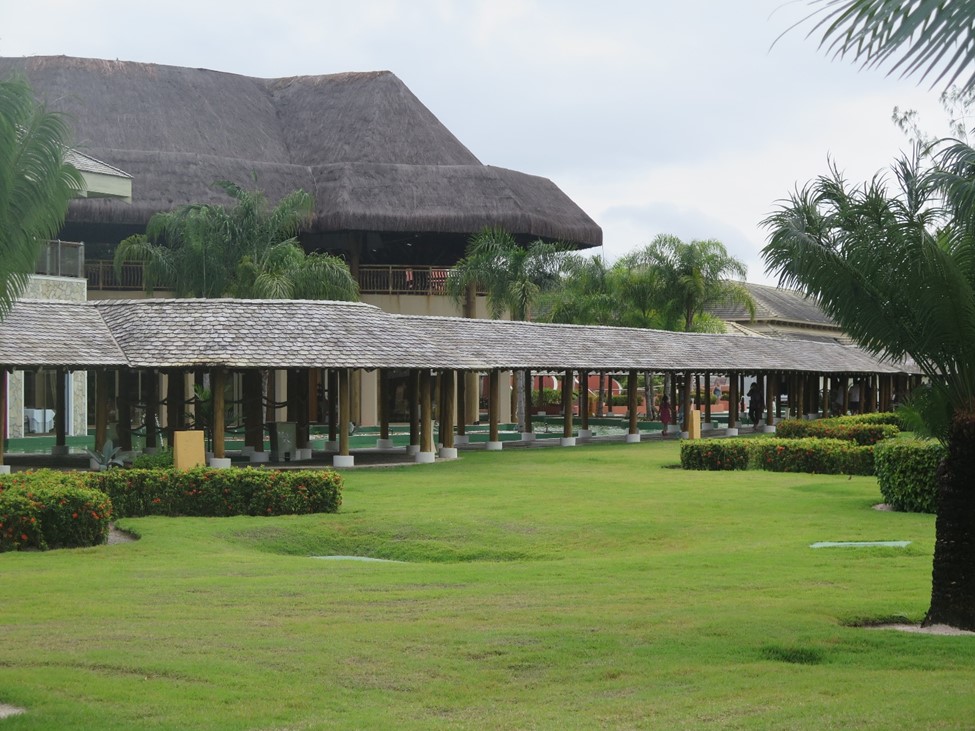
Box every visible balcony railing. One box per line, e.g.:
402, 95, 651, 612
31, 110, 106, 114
85, 260, 145, 290
36, 240, 84, 279
83, 261, 463, 295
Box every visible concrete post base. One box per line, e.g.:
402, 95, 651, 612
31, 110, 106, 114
725, 428, 739, 437
294, 448, 312, 461
0, 465, 10, 474
376, 438, 394, 450
520, 432, 536, 441
560, 437, 577, 447
208, 457, 232, 469
415, 451, 436, 464
486, 441, 503, 451
626, 433, 641, 443
332, 454, 355, 467
454, 434, 470, 445
52, 445, 69, 456
249, 451, 270, 463
702, 423, 713, 432
406, 444, 420, 455
439, 447, 458, 459
762, 425, 777, 433
577, 429, 593, 440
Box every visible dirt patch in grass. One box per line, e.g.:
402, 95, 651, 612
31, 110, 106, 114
0, 703, 25, 719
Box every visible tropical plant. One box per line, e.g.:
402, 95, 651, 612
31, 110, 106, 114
762, 144, 975, 629
796, 0, 975, 95
629, 234, 753, 332
85, 439, 124, 470
0, 75, 82, 317
114, 180, 358, 301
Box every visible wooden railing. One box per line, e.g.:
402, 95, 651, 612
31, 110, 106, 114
84, 261, 462, 295
85, 260, 145, 290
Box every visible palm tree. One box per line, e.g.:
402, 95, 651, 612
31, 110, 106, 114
763, 146, 975, 629
632, 234, 753, 332
114, 181, 358, 301
0, 76, 82, 317
446, 227, 571, 427
541, 254, 617, 325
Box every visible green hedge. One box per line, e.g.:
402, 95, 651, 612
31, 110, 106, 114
87, 467, 342, 518
681, 438, 875, 475
0, 471, 112, 551
833, 412, 906, 430
775, 418, 899, 446
874, 440, 944, 513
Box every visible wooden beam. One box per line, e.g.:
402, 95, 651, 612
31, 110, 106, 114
420, 370, 433, 454
441, 370, 455, 449
212, 368, 225, 459
339, 369, 351, 457
628, 370, 639, 435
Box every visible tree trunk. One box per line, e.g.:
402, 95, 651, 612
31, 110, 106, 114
924, 412, 975, 630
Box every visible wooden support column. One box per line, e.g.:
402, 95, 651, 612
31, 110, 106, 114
728, 371, 739, 431
117, 369, 134, 451
338, 369, 351, 457
821, 375, 830, 417
703, 372, 712, 424
296, 370, 310, 448
94, 369, 109, 452
562, 369, 574, 440
765, 374, 776, 429
456, 371, 467, 439
408, 369, 420, 450
145, 370, 159, 450
54, 367, 67, 452
489, 369, 501, 446
243, 370, 264, 452
441, 370, 456, 451
523, 370, 534, 435
167, 369, 186, 445
419, 370, 433, 456
580, 370, 590, 432
627, 370, 639, 439
212, 368, 226, 459
0, 370, 7, 467
378, 369, 390, 442
682, 371, 692, 433
327, 370, 339, 446
795, 376, 804, 419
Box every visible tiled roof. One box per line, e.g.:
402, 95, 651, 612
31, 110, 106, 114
0, 300, 126, 368
0, 298, 910, 375
711, 282, 838, 327
63, 149, 132, 179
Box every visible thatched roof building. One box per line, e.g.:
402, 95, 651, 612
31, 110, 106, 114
0, 56, 602, 265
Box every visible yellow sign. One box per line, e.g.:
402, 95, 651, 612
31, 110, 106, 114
173, 430, 206, 470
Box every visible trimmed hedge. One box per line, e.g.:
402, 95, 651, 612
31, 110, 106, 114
833, 412, 906, 430
0, 471, 112, 551
87, 467, 342, 518
874, 440, 944, 513
775, 418, 899, 446
681, 437, 875, 475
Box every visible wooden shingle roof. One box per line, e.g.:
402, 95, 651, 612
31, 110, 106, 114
0, 300, 126, 369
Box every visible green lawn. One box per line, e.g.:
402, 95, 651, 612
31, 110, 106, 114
1, 440, 971, 730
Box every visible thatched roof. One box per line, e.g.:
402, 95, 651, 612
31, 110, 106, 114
0, 56, 601, 247
0, 298, 910, 375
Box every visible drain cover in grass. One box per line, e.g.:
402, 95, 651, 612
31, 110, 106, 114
810, 541, 911, 548
311, 555, 403, 562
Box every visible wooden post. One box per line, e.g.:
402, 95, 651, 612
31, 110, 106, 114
580, 370, 590, 431
420, 370, 433, 454
244, 370, 264, 452
339, 369, 351, 457
408, 369, 419, 449
765, 374, 775, 428
212, 368, 225, 459
95, 369, 109, 452
821, 375, 829, 417
54, 367, 67, 450
327, 370, 339, 445
441, 370, 455, 450
682, 371, 692, 432
378, 369, 390, 441
562, 369, 574, 439
523, 369, 534, 434
145, 369, 158, 450
795, 376, 804, 419
728, 371, 738, 430
0, 370, 6, 466
296, 370, 310, 448
489, 369, 501, 443
117, 369, 135, 451
703, 372, 712, 424
456, 370, 467, 437
627, 370, 639, 435
167, 369, 186, 445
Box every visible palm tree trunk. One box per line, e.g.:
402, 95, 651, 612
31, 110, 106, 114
924, 412, 975, 630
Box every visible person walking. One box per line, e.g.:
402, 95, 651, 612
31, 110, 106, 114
747, 381, 764, 430
659, 394, 673, 436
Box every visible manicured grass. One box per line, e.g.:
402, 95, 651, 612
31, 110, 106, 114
1, 440, 971, 730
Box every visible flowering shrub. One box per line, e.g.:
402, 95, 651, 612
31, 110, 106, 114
681, 438, 874, 475
679, 440, 751, 470
775, 419, 898, 446
0, 470, 112, 551
87, 467, 342, 518
874, 440, 944, 513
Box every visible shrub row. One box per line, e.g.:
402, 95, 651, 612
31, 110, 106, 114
681, 438, 875, 475
874, 440, 944, 513
775, 418, 899, 446
87, 467, 342, 518
0, 471, 112, 552
832, 412, 906, 430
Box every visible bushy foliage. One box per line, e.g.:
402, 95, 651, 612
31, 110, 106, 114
681, 438, 874, 475
679, 440, 751, 470
0, 471, 112, 551
832, 412, 906, 430
874, 440, 945, 513
131, 449, 175, 469
88, 467, 342, 518
775, 418, 899, 445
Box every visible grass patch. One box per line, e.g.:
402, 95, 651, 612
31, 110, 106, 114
1, 440, 973, 730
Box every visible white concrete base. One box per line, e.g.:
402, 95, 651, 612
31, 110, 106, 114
486, 441, 503, 451
702, 423, 713, 432
725, 428, 739, 437
680, 431, 690, 439
520, 432, 536, 441
454, 434, 470, 445
52, 445, 69, 456
762, 425, 777, 433
208, 457, 232, 469
439, 447, 458, 460
325, 440, 338, 453
415, 451, 436, 464
0, 464, 11, 474
295, 448, 313, 461
577, 429, 593, 440
249, 451, 270, 463
560, 437, 577, 447
406, 444, 420, 455
240, 446, 255, 457
376, 438, 394, 450
332, 454, 355, 467
806, 413, 819, 421
626, 433, 641, 443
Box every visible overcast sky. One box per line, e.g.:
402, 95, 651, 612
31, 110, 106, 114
0, 1, 952, 283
